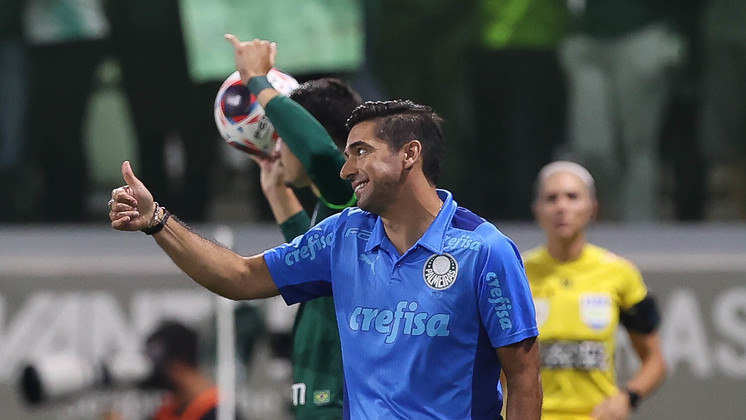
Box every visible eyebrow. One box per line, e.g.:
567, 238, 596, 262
343, 140, 367, 157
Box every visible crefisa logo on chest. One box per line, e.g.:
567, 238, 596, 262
423, 253, 458, 290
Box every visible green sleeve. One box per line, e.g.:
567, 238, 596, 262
265, 95, 355, 207
279, 210, 312, 242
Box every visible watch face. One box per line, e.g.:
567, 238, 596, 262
625, 389, 640, 409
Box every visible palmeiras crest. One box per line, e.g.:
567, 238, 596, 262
423, 253, 459, 290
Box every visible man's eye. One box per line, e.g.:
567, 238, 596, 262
357, 148, 367, 156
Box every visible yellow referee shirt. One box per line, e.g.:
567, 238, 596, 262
523, 244, 648, 419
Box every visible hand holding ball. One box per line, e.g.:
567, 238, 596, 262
214, 69, 298, 157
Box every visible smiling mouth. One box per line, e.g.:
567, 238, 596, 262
354, 181, 368, 194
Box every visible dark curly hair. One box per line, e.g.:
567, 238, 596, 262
290, 78, 363, 149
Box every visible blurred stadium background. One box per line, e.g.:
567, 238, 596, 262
2, 1, 746, 419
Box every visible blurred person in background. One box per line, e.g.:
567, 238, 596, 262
103, 320, 229, 420
524, 161, 666, 419
0, 0, 26, 222
249, 74, 361, 418
467, 0, 569, 221
560, 0, 683, 221
699, 0, 746, 220
658, 0, 707, 221
103, 0, 220, 222
204, 31, 362, 417
24, 0, 109, 222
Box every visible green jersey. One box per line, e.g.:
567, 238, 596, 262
266, 95, 354, 419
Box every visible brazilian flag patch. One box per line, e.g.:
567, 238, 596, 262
313, 390, 331, 405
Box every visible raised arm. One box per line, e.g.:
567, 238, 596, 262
266, 96, 354, 206
496, 336, 543, 420
109, 161, 279, 300
225, 34, 355, 207
252, 154, 311, 241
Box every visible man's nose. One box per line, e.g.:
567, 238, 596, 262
340, 158, 355, 180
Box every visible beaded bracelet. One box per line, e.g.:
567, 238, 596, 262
142, 202, 170, 235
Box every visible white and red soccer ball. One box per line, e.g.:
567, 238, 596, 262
214, 68, 299, 157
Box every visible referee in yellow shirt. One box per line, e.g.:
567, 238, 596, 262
524, 161, 666, 419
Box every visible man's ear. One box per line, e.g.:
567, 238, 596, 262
402, 140, 422, 170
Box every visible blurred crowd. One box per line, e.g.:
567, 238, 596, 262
1, 0, 745, 224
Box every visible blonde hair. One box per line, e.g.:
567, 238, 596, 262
535, 161, 596, 199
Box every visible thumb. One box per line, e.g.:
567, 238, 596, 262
225, 33, 241, 49
121, 161, 142, 187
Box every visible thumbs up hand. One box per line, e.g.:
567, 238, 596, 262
109, 161, 156, 231
225, 34, 276, 84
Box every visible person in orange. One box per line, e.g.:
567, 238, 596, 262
147, 321, 218, 420
105, 320, 226, 420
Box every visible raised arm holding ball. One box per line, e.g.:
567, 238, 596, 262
225, 36, 363, 418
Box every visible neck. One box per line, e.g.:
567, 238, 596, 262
381, 181, 442, 255
546, 232, 586, 262
310, 183, 320, 197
